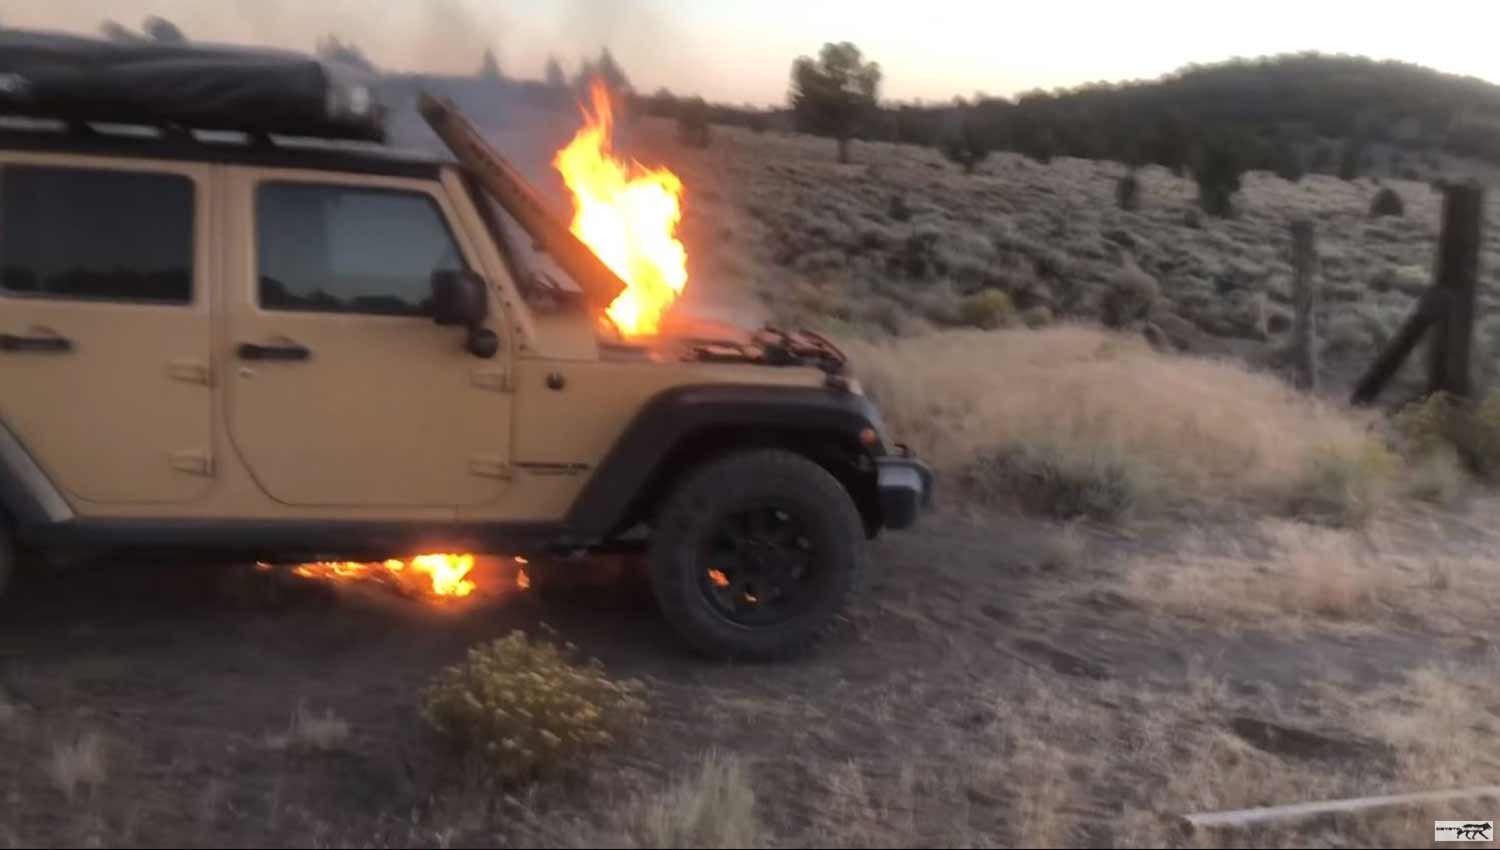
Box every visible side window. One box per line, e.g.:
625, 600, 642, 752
256, 182, 467, 316
0, 165, 193, 303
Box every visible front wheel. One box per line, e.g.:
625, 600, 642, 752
649, 449, 867, 661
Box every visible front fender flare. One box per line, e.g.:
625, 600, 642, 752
565, 383, 886, 538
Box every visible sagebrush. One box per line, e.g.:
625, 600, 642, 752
1393, 390, 1500, 478
1287, 438, 1400, 527
419, 629, 647, 783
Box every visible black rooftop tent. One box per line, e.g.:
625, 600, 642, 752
0, 29, 386, 142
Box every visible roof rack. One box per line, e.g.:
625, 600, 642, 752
0, 28, 387, 143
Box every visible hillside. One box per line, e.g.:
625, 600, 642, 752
632, 54, 1500, 184
940, 54, 1500, 177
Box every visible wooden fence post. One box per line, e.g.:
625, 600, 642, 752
1427, 181, 1484, 400
1290, 220, 1319, 392
1351, 181, 1485, 407
1351, 288, 1449, 406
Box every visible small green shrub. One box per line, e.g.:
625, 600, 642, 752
1192, 138, 1243, 218
915, 286, 964, 327
897, 226, 942, 279
1394, 391, 1500, 478
941, 115, 991, 175
676, 97, 711, 149
1115, 171, 1141, 211
958, 290, 1016, 330
1100, 267, 1159, 328
1309, 143, 1334, 173
1287, 438, 1399, 526
962, 439, 1146, 521
1369, 186, 1405, 218
1022, 305, 1054, 328
1401, 444, 1465, 506
861, 295, 916, 336
1450, 394, 1500, 477
1338, 137, 1367, 181
419, 630, 646, 783
1392, 392, 1457, 459
1322, 313, 1374, 354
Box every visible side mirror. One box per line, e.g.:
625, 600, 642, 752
431, 270, 488, 327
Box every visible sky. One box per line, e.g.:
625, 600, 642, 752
6, 0, 1500, 107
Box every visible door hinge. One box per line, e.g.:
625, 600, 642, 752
167, 359, 213, 386
169, 450, 214, 476
471, 369, 512, 393
469, 456, 512, 479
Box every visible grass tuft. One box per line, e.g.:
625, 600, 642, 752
45, 732, 107, 799
635, 750, 758, 849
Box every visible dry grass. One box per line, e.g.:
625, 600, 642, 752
45, 731, 107, 799
1400, 444, 1466, 506
1124, 516, 1500, 630
1285, 439, 1400, 526
962, 438, 1151, 521
265, 702, 351, 753
1037, 522, 1089, 571
634, 750, 758, 849
1008, 732, 1080, 848
1364, 667, 1500, 788
844, 326, 1384, 518
1128, 523, 1386, 624
983, 662, 1500, 848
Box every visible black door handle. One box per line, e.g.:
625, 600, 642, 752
0, 333, 73, 353
237, 342, 311, 361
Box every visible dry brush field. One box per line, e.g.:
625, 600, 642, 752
3, 117, 1500, 848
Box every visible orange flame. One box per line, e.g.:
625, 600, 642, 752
554, 80, 687, 337
291, 553, 476, 599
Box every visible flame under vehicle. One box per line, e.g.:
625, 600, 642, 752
0, 31, 932, 659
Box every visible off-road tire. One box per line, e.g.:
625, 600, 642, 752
649, 449, 866, 661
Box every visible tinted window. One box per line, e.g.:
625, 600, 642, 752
0, 166, 193, 303
257, 183, 466, 316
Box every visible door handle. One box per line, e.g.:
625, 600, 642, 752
237, 342, 311, 362
0, 332, 73, 353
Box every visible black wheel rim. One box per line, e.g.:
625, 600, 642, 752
696, 503, 821, 628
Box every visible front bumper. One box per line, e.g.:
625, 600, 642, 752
876, 451, 935, 531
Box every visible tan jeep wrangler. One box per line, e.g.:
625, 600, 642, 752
0, 32, 932, 659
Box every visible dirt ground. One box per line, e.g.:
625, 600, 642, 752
3, 499, 1497, 848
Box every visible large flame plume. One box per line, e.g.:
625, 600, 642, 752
554, 80, 687, 337
290, 554, 478, 599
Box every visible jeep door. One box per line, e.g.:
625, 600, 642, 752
0, 155, 214, 505
223, 168, 512, 508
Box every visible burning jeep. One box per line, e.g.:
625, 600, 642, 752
0, 30, 932, 659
